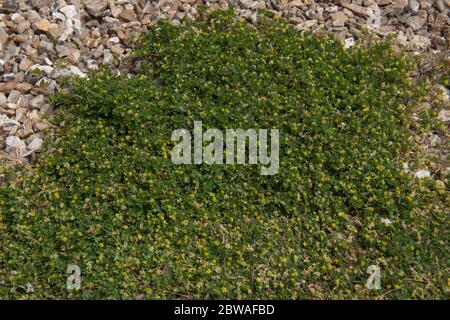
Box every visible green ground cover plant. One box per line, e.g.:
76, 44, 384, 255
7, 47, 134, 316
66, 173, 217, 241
0, 8, 448, 299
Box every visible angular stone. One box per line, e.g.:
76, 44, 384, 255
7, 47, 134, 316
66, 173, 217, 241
296, 19, 317, 30
0, 116, 20, 134
111, 44, 125, 55
0, 80, 18, 94
15, 107, 27, 123
239, 0, 254, 9
20, 119, 34, 138
85, 0, 109, 17
27, 136, 43, 151
407, 0, 420, 14
35, 19, 51, 32
67, 50, 81, 64
341, 2, 370, 17
7, 90, 23, 104
58, 21, 75, 42
119, 9, 137, 22
330, 11, 348, 27
0, 92, 6, 106
392, 0, 408, 9
5, 135, 26, 154
17, 21, 31, 34
14, 82, 33, 93
60, 5, 78, 20
56, 44, 74, 58
0, 0, 18, 14
103, 50, 114, 65
48, 25, 64, 40
29, 94, 45, 109
14, 34, 29, 43
384, 0, 408, 15
19, 58, 33, 71
69, 66, 86, 78
40, 104, 53, 114
33, 120, 50, 131
0, 27, 8, 44
0, 114, 19, 127
290, 16, 304, 24
402, 15, 423, 31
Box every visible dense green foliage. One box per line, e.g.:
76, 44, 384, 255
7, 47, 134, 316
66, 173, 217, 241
0, 9, 448, 299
